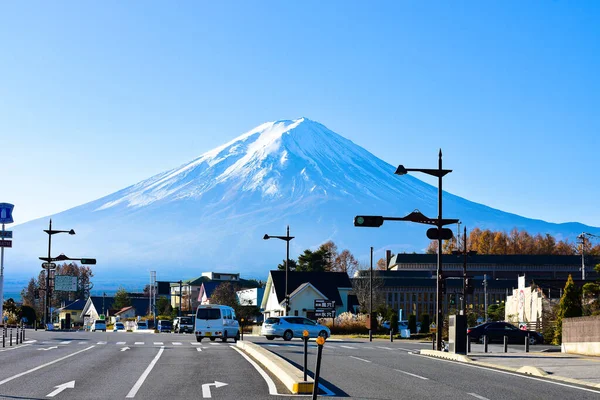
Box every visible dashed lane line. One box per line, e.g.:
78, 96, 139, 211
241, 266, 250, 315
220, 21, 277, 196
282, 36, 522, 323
395, 369, 429, 380
339, 345, 356, 349
349, 356, 371, 363
468, 394, 490, 400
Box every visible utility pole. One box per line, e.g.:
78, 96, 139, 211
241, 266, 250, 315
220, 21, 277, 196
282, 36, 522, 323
369, 246, 373, 342
178, 280, 183, 317
484, 274, 488, 322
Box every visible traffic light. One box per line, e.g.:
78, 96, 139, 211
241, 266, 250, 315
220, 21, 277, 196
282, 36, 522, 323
353, 216, 384, 227
450, 293, 456, 305
81, 258, 97, 265
465, 278, 474, 295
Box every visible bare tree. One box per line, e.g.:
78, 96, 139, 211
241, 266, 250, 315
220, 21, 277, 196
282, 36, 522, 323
352, 264, 385, 313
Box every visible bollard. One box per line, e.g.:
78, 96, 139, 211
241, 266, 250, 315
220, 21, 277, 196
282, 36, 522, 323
503, 336, 508, 353
525, 333, 530, 353
311, 336, 325, 400
467, 336, 471, 353
21, 327, 25, 342
16, 328, 19, 345
10, 329, 13, 346
369, 329, 372, 342
240, 319, 244, 341
484, 335, 488, 353
390, 329, 394, 343
432, 333, 436, 350
303, 330, 309, 382
2, 332, 4, 347
35, 320, 37, 331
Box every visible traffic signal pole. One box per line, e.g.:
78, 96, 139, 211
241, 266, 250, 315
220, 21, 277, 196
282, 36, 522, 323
45, 220, 53, 326
436, 150, 444, 353
462, 226, 467, 317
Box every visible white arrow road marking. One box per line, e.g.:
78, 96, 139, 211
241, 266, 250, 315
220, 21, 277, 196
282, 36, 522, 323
201, 381, 228, 398
0, 346, 95, 386
46, 381, 75, 397
126, 346, 164, 398
37, 346, 58, 351
120, 347, 130, 352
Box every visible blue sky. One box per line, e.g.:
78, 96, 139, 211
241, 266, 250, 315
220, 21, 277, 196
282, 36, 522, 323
2, 1, 599, 226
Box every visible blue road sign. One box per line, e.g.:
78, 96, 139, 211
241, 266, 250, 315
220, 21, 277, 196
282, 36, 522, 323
0, 203, 14, 224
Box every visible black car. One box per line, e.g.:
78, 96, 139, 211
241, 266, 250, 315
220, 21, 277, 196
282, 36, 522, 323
467, 322, 543, 345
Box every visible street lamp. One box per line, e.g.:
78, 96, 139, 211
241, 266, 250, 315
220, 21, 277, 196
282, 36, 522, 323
41, 219, 75, 325
264, 226, 294, 316
452, 226, 477, 317
394, 150, 452, 352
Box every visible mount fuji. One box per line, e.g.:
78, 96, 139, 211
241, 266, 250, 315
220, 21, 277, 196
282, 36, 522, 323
8, 118, 600, 291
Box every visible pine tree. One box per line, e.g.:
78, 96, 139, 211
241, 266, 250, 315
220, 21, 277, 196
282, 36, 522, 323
554, 275, 582, 344
113, 287, 131, 310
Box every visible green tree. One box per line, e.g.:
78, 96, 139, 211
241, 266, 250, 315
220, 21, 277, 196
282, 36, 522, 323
408, 314, 417, 334
582, 282, 600, 316
113, 287, 131, 310
19, 305, 36, 324
389, 311, 399, 334
277, 259, 298, 271
487, 302, 505, 321
554, 275, 582, 344
156, 297, 171, 316
420, 314, 430, 334
297, 249, 327, 272
21, 278, 37, 308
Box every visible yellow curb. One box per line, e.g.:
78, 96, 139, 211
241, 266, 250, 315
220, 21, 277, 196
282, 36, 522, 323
236, 341, 314, 394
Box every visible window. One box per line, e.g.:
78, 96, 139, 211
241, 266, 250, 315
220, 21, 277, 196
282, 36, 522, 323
294, 310, 298, 316
196, 308, 221, 320
265, 317, 280, 324
303, 318, 316, 326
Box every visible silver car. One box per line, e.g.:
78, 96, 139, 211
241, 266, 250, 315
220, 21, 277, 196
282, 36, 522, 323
261, 316, 330, 341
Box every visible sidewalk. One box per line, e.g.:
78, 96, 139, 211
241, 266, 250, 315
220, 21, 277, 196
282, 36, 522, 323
421, 349, 600, 389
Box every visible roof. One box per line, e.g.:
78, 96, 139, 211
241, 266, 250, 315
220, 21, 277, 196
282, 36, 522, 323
269, 271, 353, 306
288, 282, 327, 300
116, 306, 134, 315
60, 299, 86, 311
202, 281, 222, 298
90, 296, 151, 316
391, 254, 600, 267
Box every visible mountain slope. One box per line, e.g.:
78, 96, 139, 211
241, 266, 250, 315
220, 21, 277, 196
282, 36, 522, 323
8, 118, 600, 291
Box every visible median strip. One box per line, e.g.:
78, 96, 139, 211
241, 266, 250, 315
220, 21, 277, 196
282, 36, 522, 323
236, 341, 314, 394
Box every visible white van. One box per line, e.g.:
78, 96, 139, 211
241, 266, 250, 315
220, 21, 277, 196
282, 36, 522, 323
195, 305, 240, 343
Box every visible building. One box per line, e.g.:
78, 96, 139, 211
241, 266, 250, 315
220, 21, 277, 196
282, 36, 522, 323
237, 287, 265, 307
114, 306, 137, 320
81, 296, 151, 327
351, 254, 599, 321
261, 271, 357, 319
57, 299, 86, 328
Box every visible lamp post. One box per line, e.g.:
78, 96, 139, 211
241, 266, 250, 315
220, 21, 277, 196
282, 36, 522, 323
264, 226, 294, 316
452, 226, 477, 317
394, 150, 452, 352
41, 219, 75, 325
369, 246, 373, 342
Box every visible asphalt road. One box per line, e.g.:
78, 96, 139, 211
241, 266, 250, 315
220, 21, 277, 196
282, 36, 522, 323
245, 336, 600, 400
0, 330, 288, 400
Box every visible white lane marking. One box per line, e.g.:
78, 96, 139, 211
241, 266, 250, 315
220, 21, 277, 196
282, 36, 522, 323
116, 341, 126, 345
46, 380, 75, 397
349, 356, 371, 363
0, 344, 32, 352
23, 340, 37, 344
59, 341, 71, 345
201, 381, 228, 398
395, 369, 429, 380
191, 342, 202, 345
134, 342, 144, 345
468, 394, 490, 400
410, 352, 600, 394
172, 342, 182, 345
339, 345, 356, 349
209, 342, 220, 346
126, 346, 165, 398
153, 342, 163, 345
0, 346, 95, 386
97, 341, 107, 345
37, 346, 58, 351
231, 346, 278, 395
363, 346, 374, 349
120, 347, 130, 352
197, 348, 203, 352
397, 347, 418, 352
377, 346, 393, 350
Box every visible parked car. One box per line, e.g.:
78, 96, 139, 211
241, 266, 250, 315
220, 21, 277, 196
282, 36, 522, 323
113, 322, 125, 332
261, 316, 330, 341
467, 322, 543, 345
157, 320, 172, 333
91, 319, 106, 332
136, 321, 149, 331
174, 316, 194, 333
381, 320, 421, 333
195, 305, 240, 343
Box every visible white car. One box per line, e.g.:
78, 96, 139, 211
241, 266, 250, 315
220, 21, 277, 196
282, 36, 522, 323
195, 305, 240, 343
91, 319, 106, 332
261, 316, 330, 341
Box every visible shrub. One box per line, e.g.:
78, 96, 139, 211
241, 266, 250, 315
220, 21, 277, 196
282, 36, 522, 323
408, 314, 417, 334
420, 314, 430, 334
321, 312, 369, 335
389, 312, 399, 334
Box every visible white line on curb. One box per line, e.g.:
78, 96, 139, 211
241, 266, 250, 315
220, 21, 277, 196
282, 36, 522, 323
126, 346, 164, 398
231, 346, 278, 395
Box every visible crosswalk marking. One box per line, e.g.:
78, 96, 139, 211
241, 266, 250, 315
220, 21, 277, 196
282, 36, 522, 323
377, 346, 393, 350
116, 342, 126, 345
172, 342, 182, 345
339, 345, 356, 349
154, 342, 164, 345
135, 342, 145, 345
191, 342, 202, 345
97, 341, 107, 345
60, 341, 71, 345
209, 342, 221, 345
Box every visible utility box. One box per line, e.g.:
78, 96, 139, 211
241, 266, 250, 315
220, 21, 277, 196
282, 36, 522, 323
448, 314, 467, 354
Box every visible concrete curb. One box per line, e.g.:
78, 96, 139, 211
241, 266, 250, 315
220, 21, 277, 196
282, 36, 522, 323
236, 340, 313, 394
419, 350, 600, 389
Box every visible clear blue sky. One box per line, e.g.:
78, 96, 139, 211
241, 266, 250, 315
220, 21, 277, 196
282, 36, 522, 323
2, 1, 599, 226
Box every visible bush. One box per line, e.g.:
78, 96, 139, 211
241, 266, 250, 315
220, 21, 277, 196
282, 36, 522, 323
408, 314, 417, 334
389, 312, 399, 334
420, 314, 430, 334
321, 312, 369, 335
